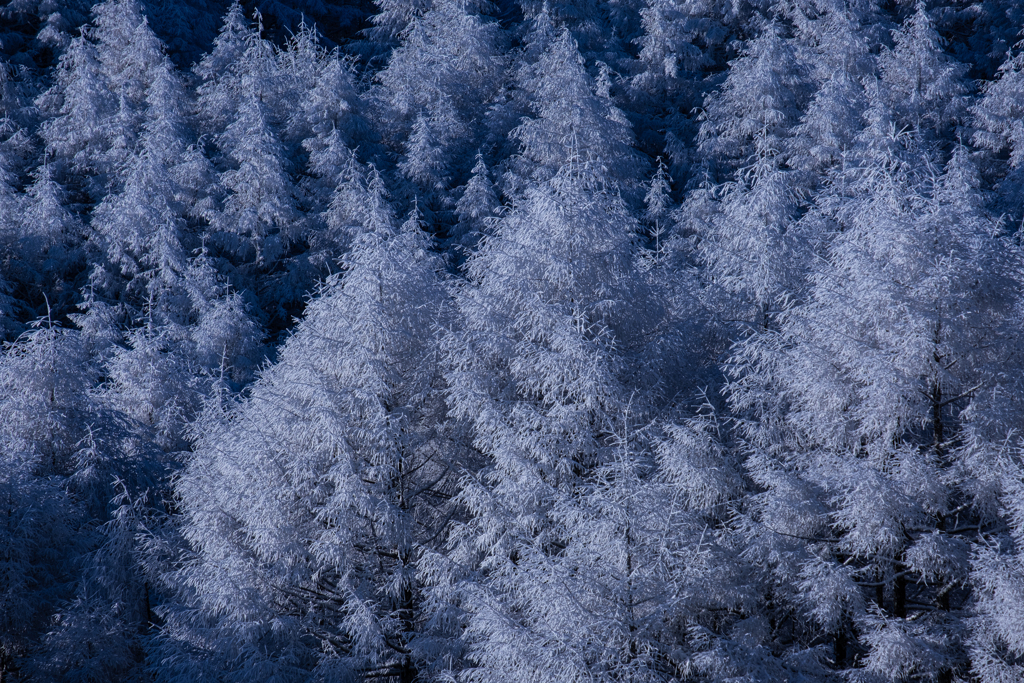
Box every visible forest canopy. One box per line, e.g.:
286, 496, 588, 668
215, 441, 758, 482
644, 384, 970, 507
3, 0, 1024, 681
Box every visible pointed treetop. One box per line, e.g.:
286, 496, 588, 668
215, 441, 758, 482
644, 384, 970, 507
194, 1, 250, 83
645, 156, 672, 222
879, 1, 968, 136
454, 152, 500, 241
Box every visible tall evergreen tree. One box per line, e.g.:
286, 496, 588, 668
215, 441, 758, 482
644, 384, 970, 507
37, 0, 169, 197
878, 2, 968, 140
696, 20, 812, 181
509, 26, 642, 192
372, 0, 505, 225
729, 137, 1023, 679
159, 167, 456, 682
436, 141, 696, 680
451, 152, 499, 246
973, 34, 1024, 221
0, 320, 95, 678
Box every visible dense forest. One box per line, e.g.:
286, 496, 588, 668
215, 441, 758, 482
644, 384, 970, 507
3, 0, 1024, 680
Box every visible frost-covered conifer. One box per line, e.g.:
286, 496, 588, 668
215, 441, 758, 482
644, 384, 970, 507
975, 42, 1024, 165
694, 141, 812, 331
439, 144, 690, 680
972, 35, 1024, 219
450, 405, 755, 683
195, 9, 301, 294
635, 0, 731, 88
510, 28, 642, 190
632, 0, 741, 177
0, 455, 78, 680
0, 321, 94, 676
364, 0, 431, 53
91, 145, 189, 317
375, 0, 503, 131
0, 320, 95, 468
970, 453, 1024, 683
37, 0, 168, 195
643, 156, 671, 234
786, 0, 881, 177
32, 485, 159, 683
697, 21, 811, 179
729, 137, 1023, 679
286, 24, 365, 163
879, 2, 968, 139
36, 36, 113, 186
19, 164, 83, 285
399, 108, 456, 193
159, 166, 456, 682
194, 3, 283, 137
87, 42, 205, 317
452, 153, 499, 244
0, 59, 36, 177
687, 17, 824, 332
212, 85, 302, 269
373, 0, 505, 219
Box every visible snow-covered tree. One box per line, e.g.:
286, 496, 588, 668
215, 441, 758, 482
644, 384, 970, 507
35, 35, 114, 189
194, 3, 281, 138
374, 0, 504, 136
31, 474, 166, 683
372, 0, 505, 224
631, 0, 744, 179
364, 0, 430, 53
284, 23, 365, 163
210, 80, 302, 274
159, 167, 456, 682
972, 34, 1024, 221
642, 156, 671, 253
692, 134, 813, 332
635, 0, 733, 90
696, 21, 812, 180
436, 142, 694, 680
193, 8, 307, 330
785, 0, 882, 178
509, 27, 642, 191
728, 139, 1023, 679
452, 152, 499, 245
878, 2, 969, 140
37, 0, 169, 196
16, 164, 84, 319
970, 451, 1024, 683
0, 58, 36, 177
974, 41, 1024, 166
0, 454, 78, 680
0, 321, 94, 677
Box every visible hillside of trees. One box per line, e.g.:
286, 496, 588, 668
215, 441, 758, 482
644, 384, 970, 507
3, 0, 1024, 680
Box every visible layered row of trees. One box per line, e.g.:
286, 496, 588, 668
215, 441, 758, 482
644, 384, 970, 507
4, 0, 1024, 680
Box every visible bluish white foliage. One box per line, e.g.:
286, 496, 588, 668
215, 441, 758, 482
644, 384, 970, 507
729, 134, 1023, 679
510, 27, 642, 190
438, 148, 697, 682
1, 1, 1024, 681
697, 21, 812, 178
878, 2, 968, 138
37, 0, 168, 194
160, 166, 455, 681
452, 153, 499, 244
0, 322, 94, 671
